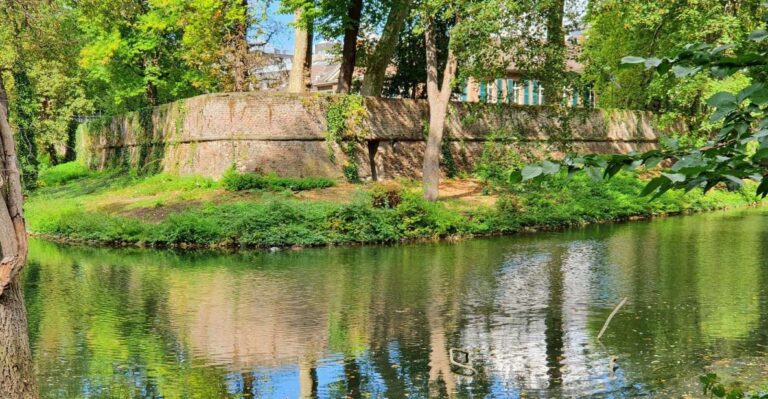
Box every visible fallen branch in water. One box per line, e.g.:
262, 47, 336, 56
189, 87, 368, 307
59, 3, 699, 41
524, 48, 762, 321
597, 297, 628, 341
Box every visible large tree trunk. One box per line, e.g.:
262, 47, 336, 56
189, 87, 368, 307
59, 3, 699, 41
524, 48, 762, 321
543, 0, 565, 105
360, 0, 411, 96
422, 17, 457, 201
288, 9, 314, 93
337, 0, 363, 94
231, 0, 250, 92
0, 74, 37, 398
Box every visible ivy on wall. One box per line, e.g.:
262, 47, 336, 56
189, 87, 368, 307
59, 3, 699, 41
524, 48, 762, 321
325, 95, 368, 182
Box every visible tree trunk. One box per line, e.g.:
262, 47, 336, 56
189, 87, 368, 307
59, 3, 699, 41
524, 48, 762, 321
146, 80, 158, 106
422, 17, 457, 201
288, 9, 314, 93
63, 119, 78, 163
0, 74, 38, 399
360, 0, 411, 96
423, 98, 448, 201
543, 0, 565, 105
337, 0, 363, 94
231, 0, 250, 92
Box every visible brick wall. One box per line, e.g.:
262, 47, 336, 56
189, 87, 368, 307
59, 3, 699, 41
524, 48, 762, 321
77, 92, 671, 180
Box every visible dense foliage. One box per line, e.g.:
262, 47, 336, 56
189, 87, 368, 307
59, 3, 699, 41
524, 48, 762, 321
25, 169, 756, 247
221, 169, 336, 191
522, 21, 768, 201
583, 0, 762, 128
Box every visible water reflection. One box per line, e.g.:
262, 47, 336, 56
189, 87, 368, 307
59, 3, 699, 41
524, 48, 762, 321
25, 208, 768, 398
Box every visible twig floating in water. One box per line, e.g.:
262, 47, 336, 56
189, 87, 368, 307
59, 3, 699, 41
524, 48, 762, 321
597, 297, 628, 341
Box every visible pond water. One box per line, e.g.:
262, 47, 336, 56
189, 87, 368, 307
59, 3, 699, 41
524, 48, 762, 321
25, 208, 768, 398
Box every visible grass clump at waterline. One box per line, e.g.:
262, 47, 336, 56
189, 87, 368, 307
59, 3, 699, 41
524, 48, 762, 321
25, 163, 760, 248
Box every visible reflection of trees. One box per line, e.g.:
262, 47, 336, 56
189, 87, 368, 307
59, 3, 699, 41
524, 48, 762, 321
596, 212, 766, 395
544, 246, 565, 388
24, 210, 768, 398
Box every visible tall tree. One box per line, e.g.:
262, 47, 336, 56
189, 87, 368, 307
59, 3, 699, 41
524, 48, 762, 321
419, 0, 528, 200
422, 14, 457, 201
231, 0, 252, 91
78, 0, 201, 112
288, 6, 315, 93
543, 0, 566, 105
337, 0, 364, 93
0, 73, 37, 399
360, 0, 413, 96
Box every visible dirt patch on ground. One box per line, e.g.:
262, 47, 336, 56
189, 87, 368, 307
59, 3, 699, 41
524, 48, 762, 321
438, 179, 498, 208
90, 179, 498, 222
294, 182, 361, 203
121, 200, 204, 222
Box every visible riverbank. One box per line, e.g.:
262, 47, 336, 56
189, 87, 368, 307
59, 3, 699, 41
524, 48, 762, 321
25, 162, 761, 249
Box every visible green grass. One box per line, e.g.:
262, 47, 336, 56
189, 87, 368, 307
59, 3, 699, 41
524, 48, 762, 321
221, 169, 335, 191
24, 170, 760, 248
37, 162, 94, 187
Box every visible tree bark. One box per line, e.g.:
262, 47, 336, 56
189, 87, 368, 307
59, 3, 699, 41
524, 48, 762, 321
63, 118, 78, 163
360, 0, 411, 96
288, 8, 314, 93
0, 74, 37, 398
231, 0, 250, 92
543, 0, 565, 105
422, 17, 456, 201
337, 0, 363, 94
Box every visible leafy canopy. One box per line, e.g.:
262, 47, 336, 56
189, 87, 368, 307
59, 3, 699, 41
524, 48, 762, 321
518, 21, 768, 200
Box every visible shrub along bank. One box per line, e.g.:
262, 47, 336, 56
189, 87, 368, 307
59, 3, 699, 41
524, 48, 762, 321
25, 163, 760, 248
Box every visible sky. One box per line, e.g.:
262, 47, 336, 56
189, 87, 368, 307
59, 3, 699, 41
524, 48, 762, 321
265, 2, 295, 52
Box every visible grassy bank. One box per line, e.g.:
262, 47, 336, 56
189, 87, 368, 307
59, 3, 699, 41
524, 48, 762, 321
25, 162, 760, 249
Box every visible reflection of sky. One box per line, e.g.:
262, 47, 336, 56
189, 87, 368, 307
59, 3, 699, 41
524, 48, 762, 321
458, 241, 638, 397
26, 209, 768, 398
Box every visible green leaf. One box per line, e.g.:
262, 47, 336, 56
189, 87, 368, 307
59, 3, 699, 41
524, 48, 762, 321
640, 177, 665, 197
621, 56, 645, 64
604, 161, 624, 178
750, 88, 768, 105
672, 65, 699, 77
508, 170, 523, 184
726, 388, 745, 399
541, 161, 560, 175
723, 175, 744, 186
749, 29, 768, 41
521, 165, 543, 181
713, 384, 727, 398
662, 172, 686, 183
650, 181, 673, 201
753, 147, 768, 161
711, 44, 733, 54
586, 166, 603, 181
737, 83, 765, 102
707, 92, 738, 108
644, 156, 663, 169
644, 58, 662, 69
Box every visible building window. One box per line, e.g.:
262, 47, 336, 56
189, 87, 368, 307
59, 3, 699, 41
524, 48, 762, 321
461, 81, 468, 102
496, 79, 503, 103
572, 90, 579, 107
507, 79, 516, 104
523, 80, 529, 105
532, 80, 540, 105
479, 81, 487, 103
583, 86, 592, 108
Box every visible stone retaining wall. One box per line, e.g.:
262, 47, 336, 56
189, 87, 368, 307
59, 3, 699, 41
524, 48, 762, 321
77, 92, 672, 180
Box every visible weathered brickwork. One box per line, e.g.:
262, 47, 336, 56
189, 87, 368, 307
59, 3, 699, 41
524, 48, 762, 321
77, 92, 671, 179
